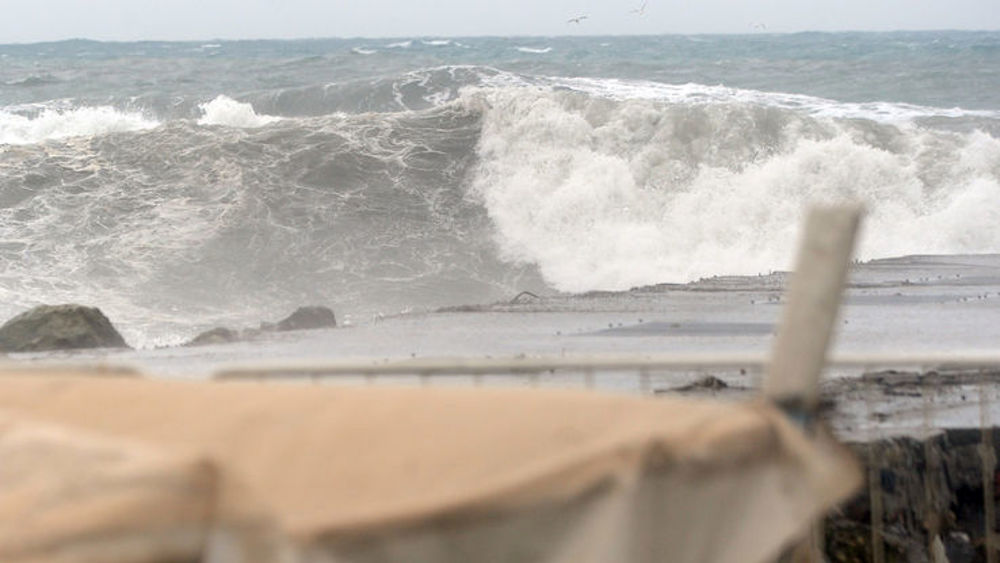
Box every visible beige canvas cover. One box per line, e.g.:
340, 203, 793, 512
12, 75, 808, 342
0, 410, 285, 563
0, 373, 859, 563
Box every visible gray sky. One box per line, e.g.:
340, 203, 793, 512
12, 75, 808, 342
2, 0, 999, 43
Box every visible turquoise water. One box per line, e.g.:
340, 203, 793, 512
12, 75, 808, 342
2, 32, 999, 113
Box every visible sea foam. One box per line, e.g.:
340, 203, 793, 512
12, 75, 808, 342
516, 47, 552, 54
546, 77, 1000, 123
0, 106, 159, 145
197, 95, 280, 128
463, 87, 1000, 291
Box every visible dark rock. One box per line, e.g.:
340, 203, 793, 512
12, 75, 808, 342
271, 306, 337, 332
184, 327, 241, 347
653, 375, 749, 397
945, 531, 976, 563
697, 375, 728, 390
181, 306, 337, 348
436, 304, 487, 313
825, 426, 1000, 562
824, 518, 876, 562
0, 304, 129, 352
674, 375, 729, 391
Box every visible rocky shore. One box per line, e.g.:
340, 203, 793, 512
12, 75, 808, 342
2, 287, 999, 561
0, 303, 338, 353
184, 305, 338, 346
823, 426, 997, 562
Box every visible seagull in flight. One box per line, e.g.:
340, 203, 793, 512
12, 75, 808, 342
630, 1, 647, 16
567, 15, 588, 24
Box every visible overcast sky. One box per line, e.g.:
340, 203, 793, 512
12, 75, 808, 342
2, 0, 999, 43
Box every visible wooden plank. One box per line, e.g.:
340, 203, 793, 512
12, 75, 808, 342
764, 204, 863, 410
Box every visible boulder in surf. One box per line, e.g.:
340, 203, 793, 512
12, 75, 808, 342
184, 326, 242, 347
0, 304, 129, 352
270, 305, 337, 332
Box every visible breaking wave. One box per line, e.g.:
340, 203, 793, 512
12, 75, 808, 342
197, 95, 281, 128
0, 106, 159, 145
1, 66, 998, 344
461, 86, 1000, 291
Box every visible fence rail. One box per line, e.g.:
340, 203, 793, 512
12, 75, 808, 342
211, 352, 1000, 381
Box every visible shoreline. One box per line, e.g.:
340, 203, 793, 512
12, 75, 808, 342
2, 253, 996, 374
1, 254, 999, 560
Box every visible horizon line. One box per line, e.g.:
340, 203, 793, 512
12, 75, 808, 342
2, 28, 999, 47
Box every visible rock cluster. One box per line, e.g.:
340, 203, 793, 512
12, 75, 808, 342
0, 304, 339, 352
184, 306, 337, 347
826, 428, 994, 563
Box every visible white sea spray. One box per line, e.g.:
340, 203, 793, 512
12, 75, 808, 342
464, 87, 1000, 291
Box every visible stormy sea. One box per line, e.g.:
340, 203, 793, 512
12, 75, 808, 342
1, 32, 998, 349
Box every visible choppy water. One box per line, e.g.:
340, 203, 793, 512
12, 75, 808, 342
1, 32, 998, 346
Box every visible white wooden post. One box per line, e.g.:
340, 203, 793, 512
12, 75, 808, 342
764, 204, 863, 412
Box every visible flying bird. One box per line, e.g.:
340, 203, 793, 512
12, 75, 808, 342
630, 1, 647, 16
751, 22, 767, 30
567, 15, 588, 24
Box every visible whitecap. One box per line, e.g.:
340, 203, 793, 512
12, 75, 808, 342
197, 95, 280, 128
516, 46, 552, 54
545, 76, 1000, 123
0, 105, 159, 145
